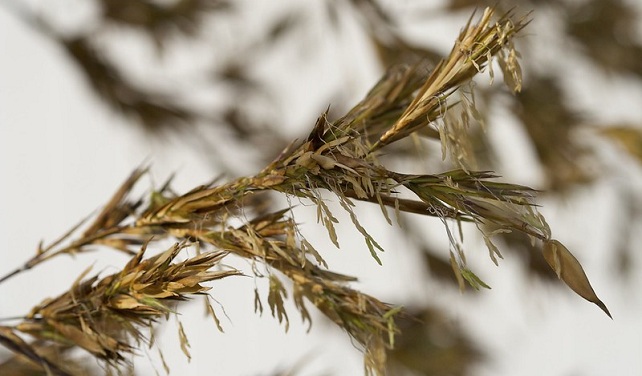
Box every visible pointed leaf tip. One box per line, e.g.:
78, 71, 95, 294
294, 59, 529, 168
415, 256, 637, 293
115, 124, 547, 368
542, 239, 611, 318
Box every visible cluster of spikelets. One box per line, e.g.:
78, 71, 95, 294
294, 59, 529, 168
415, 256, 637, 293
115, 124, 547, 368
0, 8, 609, 376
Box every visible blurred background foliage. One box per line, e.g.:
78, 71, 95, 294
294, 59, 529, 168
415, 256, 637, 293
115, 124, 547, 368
2, 0, 642, 374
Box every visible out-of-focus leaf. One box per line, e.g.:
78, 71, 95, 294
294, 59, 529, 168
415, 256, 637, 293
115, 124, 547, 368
465, 88, 496, 169
0, 328, 71, 376
499, 230, 557, 280
0, 333, 98, 375
444, 0, 492, 11
101, 0, 232, 48
63, 37, 195, 133
599, 126, 642, 165
387, 306, 482, 375
265, 11, 302, 43
371, 35, 443, 68
423, 250, 459, 286
542, 239, 611, 318
513, 75, 593, 191
565, 0, 642, 77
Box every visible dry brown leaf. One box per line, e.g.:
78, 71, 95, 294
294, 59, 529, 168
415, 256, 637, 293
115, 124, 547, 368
542, 240, 611, 318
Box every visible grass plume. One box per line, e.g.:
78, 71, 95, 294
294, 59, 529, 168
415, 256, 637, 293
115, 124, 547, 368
0, 8, 610, 375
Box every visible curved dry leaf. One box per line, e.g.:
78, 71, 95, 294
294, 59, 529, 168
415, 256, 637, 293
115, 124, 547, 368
542, 239, 611, 318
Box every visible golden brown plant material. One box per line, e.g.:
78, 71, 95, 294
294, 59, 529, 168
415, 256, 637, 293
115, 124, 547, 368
0, 8, 610, 376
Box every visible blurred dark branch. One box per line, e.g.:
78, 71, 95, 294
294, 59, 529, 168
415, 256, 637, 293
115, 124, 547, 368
2, 0, 294, 170
565, 0, 642, 77
64, 37, 197, 132
387, 306, 482, 375
512, 75, 594, 191
101, 0, 232, 49
347, 0, 443, 67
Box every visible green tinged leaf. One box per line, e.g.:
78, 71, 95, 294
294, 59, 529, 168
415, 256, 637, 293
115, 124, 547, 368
383, 306, 404, 347
365, 237, 383, 266
158, 347, 170, 374
177, 320, 191, 361
292, 285, 313, 332
339, 197, 384, 265
205, 299, 225, 333
450, 251, 466, 291
267, 276, 290, 331
482, 233, 504, 266
461, 269, 491, 290
301, 238, 328, 268
315, 197, 340, 248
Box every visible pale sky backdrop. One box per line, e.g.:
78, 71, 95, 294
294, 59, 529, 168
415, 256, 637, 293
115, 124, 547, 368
1, 1, 641, 375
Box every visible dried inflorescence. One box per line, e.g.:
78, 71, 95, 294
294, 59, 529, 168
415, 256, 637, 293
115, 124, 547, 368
0, 8, 610, 376
14, 243, 237, 370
